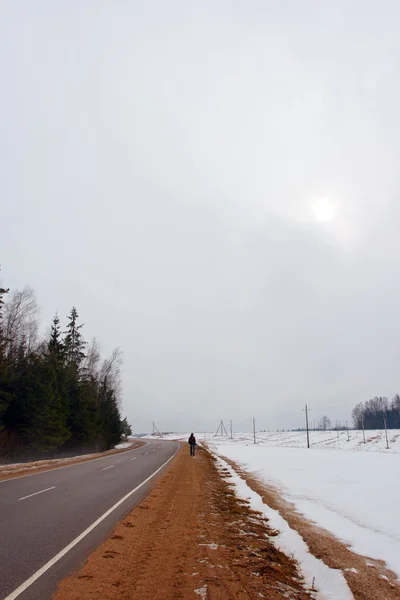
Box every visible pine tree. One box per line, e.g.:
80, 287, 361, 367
48, 314, 64, 361
98, 378, 122, 449
64, 307, 86, 377
11, 353, 71, 454
46, 314, 70, 441
120, 417, 132, 438
0, 272, 11, 429
63, 308, 99, 449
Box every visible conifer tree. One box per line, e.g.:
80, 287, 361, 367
0, 272, 11, 429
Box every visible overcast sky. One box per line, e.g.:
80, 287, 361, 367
1, 1, 400, 433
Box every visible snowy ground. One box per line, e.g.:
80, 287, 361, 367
209, 438, 400, 580
213, 453, 353, 600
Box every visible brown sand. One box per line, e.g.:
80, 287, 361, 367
53, 445, 313, 600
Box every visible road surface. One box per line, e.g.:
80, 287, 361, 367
0, 440, 178, 600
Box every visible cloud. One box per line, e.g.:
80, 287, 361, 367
1, 1, 400, 431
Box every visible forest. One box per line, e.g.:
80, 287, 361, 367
0, 270, 131, 462
352, 395, 400, 430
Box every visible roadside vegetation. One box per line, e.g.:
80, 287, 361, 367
0, 269, 131, 462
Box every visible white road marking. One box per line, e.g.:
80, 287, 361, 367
18, 486, 56, 501
130, 457, 137, 461
145, 452, 149, 455
4, 444, 179, 600
101, 465, 114, 471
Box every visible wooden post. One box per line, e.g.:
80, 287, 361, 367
304, 405, 310, 449
384, 413, 389, 449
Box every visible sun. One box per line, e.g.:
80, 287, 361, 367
311, 197, 337, 222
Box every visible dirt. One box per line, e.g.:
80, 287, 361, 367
53, 445, 313, 600
0, 442, 145, 480
221, 456, 400, 600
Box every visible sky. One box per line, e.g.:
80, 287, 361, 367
1, 1, 400, 433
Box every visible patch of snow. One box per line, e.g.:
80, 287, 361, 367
345, 568, 358, 574
194, 584, 207, 599
114, 441, 134, 449
214, 454, 354, 600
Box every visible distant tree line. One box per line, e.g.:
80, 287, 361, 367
352, 396, 400, 430
0, 271, 132, 462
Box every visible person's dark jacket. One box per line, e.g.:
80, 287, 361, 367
188, 434, 196, 445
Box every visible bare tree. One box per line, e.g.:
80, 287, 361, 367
99, 348, 123, 406
318, 415, 332, 430
352, 402, 364, 429
392, 394, 400, 414
83, 337, 101, 378
3, 287, 39, 354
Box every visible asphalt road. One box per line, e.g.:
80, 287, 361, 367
0, 440, 178, 600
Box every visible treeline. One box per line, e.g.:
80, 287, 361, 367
0, 274, 131, 462
352, 396, 400, 430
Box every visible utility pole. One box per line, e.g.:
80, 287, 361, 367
383, 412, 389, 449
230, 420, 233, 439
346, 420, 350, 441
362, 417, 366, 443
303, 405, 310, 448
152, 422, 162, 438
336, 420, 339, 439
253, 417, 256, 444
215, 420, 228, 437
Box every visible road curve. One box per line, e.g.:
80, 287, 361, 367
0, 440, 178, 600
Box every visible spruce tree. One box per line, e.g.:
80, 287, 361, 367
0, 273, 11, 430
63, 308, 98, 449
11, 353, 70, 454
64, 307, 86, 376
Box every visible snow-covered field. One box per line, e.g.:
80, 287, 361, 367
210, 438, 400, 580
153, 429, 400, 453
214, 453, 353, 600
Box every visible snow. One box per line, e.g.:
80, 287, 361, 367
211, 438, 400, 579
114, 440, 135, 449
213, 454, 354, 600
194, 584, 207, 598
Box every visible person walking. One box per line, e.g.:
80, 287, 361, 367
188, 433, 197, 456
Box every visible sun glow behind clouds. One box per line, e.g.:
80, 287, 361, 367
311, 197, 338, 222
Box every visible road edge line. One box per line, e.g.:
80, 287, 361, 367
3, 443, 179, 600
